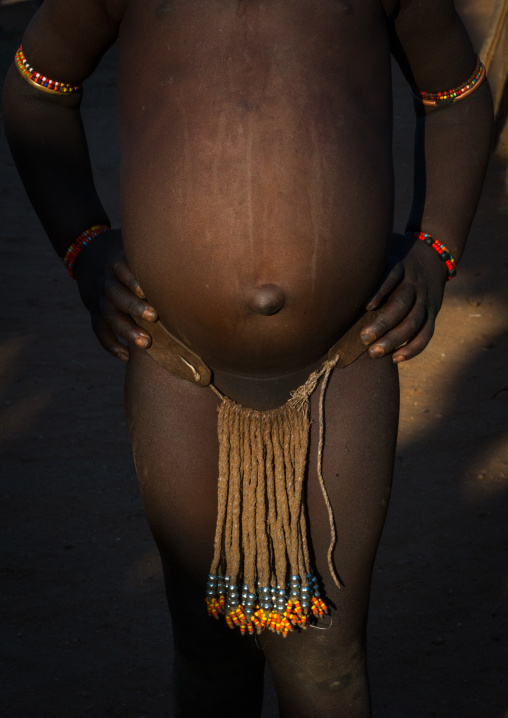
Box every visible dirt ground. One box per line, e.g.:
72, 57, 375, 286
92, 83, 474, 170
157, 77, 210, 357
1, 2, 507, 717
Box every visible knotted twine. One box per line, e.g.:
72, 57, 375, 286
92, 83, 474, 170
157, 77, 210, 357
205, 355, 341, 636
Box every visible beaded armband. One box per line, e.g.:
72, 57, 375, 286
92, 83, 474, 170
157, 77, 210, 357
406, 231, 457, 281
63, 225, 111, 279
410, 56, 486, 107
15, 45, 82, 95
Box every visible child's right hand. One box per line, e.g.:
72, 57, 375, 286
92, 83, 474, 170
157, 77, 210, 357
73, 228, 158, 362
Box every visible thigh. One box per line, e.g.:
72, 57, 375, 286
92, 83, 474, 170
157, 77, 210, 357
125, 348, 265, 716
260, 352, 399, 715
125, 345, 220, 572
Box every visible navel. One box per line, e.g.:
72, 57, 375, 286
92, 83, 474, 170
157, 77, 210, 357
248, 284, 286, 316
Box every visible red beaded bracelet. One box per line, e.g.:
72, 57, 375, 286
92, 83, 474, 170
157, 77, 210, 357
63, 225, 111, 279
405, 231, 457, 281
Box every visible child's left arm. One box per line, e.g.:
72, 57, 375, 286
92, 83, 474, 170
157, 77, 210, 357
362, 0, 494, 363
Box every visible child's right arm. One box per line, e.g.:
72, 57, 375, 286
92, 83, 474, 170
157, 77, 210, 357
3, 0, 156, 361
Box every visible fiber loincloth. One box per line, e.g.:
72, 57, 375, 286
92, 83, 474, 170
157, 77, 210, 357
133, 310, 381, 636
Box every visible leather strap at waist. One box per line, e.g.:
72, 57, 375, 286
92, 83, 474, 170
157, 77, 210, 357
132, 308, 383, 387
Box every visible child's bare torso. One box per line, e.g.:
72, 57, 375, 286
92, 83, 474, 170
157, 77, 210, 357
118, 0, 395, 376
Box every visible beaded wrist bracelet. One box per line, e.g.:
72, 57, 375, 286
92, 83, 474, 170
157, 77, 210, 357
63, 225, 111, 279
406, 231, 457, 280
410, 56, 486, 107
15, 45, 82, 95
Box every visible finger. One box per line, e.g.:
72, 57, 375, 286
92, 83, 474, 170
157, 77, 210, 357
392, 316, 436, 363
368, 299, 427, 358
361, 282, 416, 345
91, 314, 130, 362
365, 263, 405, 310
105, 277, 157, 321
100, 297, 153, 348
112, 257, 148, 300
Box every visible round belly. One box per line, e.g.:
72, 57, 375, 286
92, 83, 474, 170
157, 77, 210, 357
121, 101, 393, 376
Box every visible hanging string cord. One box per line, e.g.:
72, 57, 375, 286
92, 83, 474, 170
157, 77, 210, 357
288, 357, 342, 589
315, 358, 342, 589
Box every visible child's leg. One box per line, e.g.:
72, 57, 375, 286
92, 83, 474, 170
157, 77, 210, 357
261, 352, 399, 718
125, 351, 266, 717
125, 348, 398, 718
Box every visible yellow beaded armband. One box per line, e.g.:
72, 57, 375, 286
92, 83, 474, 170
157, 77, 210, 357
15, 45, 82, 95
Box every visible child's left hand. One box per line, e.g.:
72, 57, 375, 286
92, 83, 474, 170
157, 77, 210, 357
360, 232, 449, 363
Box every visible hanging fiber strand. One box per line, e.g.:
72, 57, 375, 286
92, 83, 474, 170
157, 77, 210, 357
206, 356, 340, 636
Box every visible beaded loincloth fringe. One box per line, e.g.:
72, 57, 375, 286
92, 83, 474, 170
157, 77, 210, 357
206, 356, 342, 636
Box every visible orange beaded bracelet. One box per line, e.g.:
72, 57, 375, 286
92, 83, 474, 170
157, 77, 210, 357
63, 225, 110, 279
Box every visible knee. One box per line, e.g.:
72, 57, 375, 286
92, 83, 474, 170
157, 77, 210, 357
319, 648, 368, 701
294, 639, 367, 691
269, 637, 370, 716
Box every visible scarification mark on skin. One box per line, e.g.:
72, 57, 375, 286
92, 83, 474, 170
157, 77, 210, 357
333, 0, 354, 13
307, 121, 322, 297
155, 0, 174, 17
236, 97, 257, 113
237, 0, 248, 17
326, 672, 354, 689
246, 113, 255, 252
174, 89, 191, 208
213, 112, 227, 199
